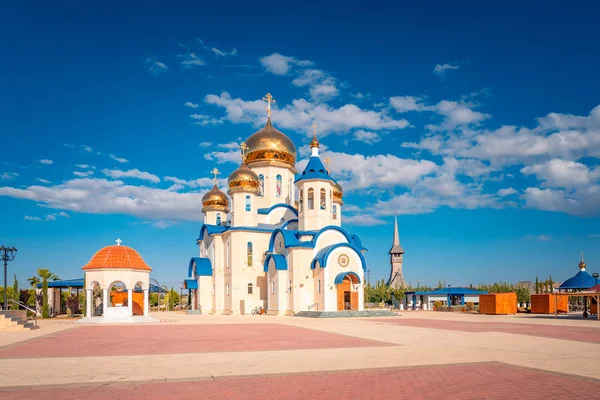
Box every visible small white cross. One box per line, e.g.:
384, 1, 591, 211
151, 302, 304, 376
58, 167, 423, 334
115, 238, 122, 246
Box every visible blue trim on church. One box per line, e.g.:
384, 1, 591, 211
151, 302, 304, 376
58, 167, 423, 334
311, 225, 368, 251
310, 243, 367, 271
257, 203, 298, 216
263, 254, 288, 272
183, 279, 198, 289
188, 257, 212, 278
334, 271, 362, 284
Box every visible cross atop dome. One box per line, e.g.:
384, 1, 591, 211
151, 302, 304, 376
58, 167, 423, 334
115, 238, 122, 246
211, 167, 220, 185
262, 93, 276, 120
238, 141, 249, 162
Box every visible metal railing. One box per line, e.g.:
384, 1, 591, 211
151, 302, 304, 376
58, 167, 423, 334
307, 302, 319, 311
8, 299, 37, 327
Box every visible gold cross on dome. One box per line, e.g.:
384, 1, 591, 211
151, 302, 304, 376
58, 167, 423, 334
324, 156, 331, 173
210, 167, 220, 184
238, 141, 249, 161
581, 251, 585, 261
312, 123, 317, 137
262, 93, 276, 119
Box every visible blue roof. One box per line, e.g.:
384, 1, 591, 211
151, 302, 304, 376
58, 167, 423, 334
188, 257, 212, 278
334, 271, 362, 284
183, 279, 198, 290
310, 243, 367, 271
559, 270, 596, 290
257, 203, 298, 216
405, 287, 487, 296
36, 278, 84, 288
267, 225, 368, 253
198, 224, 278, 242
295, 156, 335, 183
263, 254, 288, 272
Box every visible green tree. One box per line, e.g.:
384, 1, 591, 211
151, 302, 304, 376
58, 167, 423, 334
549, 275, 554, 293
516, 285, 530, 304
37, 268, 59, 318
26, 275, 40, 289
10, 274, 19, 310
165, 287, 180, 311
535, 276, 539, 294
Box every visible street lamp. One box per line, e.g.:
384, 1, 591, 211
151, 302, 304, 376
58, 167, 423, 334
1, 245, 18, 311
593, 273, 599, 286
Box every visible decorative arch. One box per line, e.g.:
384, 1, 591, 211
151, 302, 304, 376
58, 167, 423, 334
276, 174, 282, 197
263, 253, 288, 273
310, 243, 367, 271
334, 271, 362, 284
307, 188, 314, 209
320, 188, 326, 210
312, 225, 353, 248
258, 174, 265, 196
216, 213, 221, 225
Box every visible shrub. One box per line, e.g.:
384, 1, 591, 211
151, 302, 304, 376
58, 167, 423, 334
433, 300, 443, 310
66, 294, 80, 316
466, 302, 474, 311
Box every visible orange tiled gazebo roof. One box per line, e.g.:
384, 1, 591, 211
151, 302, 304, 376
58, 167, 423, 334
82, 244, 152, 272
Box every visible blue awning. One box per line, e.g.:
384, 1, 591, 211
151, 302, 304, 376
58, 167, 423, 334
36, 278, 84, 289
184, 279, 198, 289
334, 271, 361, 284
263, 254, 288, 272
188, 257, 212, 278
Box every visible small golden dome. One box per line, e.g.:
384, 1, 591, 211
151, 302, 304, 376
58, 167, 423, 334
579, 260, 587, 269
202, 185, 229, 212
245, 119, 296, 168
228, 163, 260, 193
310, 134, 319, 149
333, 181, 343, 204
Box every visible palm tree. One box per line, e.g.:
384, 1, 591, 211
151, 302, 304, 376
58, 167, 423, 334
27, 276, 41, 289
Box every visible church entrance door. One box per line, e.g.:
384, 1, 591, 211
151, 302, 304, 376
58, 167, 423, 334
336, 275, 359, 311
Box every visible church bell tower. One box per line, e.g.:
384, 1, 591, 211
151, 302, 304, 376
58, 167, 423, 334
387, 216, 405, 289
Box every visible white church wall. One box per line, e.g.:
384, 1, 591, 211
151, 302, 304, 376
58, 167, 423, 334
288, 249, 315, 312
313, 230, 349, 252
312, 262, 325, 311
250, 165, 295, 211
323, 247, 364, 312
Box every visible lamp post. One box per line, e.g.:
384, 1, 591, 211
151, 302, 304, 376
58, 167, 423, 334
593, 273, 599, 286
1, 246, 18, 311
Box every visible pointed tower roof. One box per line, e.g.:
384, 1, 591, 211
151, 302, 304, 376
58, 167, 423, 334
388, 216, 404, 254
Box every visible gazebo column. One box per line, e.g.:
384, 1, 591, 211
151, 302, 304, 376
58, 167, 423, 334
143, 289, 149, 317
102, 288, 108, 316
128, 289, 133, 317
86, 289, 92, 317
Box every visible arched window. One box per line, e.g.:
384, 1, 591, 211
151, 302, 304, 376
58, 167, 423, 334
320, 188, 326, 210
216, 213, 221, 225
247, 242, 253, 266
248, 283, 253, 294
333, 204, 337, 220
318, 279, 321, 293
308, 188, 314, 209
299, 189, 304, 211
271, 280, 275, 294
226, 242, 230, 269
258, 174, 264, 197
276, 174, 282, 198
245, 195, 251, 211
226, 283, 230, 296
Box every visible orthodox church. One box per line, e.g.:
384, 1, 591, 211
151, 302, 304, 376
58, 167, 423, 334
184, 93, 367, 315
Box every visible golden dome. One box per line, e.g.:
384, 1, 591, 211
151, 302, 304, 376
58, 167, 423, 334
310, 134, 320, 149
333, 181, 343, 204
245, 119, 296, 168
579, 260, 587, 269
202, 185, 229, 212
228, 163, 260, 193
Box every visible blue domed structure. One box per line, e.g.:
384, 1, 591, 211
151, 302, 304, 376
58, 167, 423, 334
558, 255, 596, 291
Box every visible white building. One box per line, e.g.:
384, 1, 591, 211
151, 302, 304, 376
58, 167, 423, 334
185, 94, 367, 315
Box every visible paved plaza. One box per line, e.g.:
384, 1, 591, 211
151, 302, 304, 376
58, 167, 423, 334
1, 311, 599, 399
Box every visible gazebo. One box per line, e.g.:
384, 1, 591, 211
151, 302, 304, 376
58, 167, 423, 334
556, 254, 598, 318
78, 239, 157, 323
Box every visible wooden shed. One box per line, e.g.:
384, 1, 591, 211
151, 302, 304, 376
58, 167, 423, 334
531, 293, 568, 314
479, 292, 517, 315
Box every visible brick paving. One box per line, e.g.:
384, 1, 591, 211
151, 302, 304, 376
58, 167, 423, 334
2, 362, 599, 399
376, 318, 600, 343
0, 323, 389, 359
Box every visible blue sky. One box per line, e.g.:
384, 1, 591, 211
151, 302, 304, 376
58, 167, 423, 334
1, 1, 599, 288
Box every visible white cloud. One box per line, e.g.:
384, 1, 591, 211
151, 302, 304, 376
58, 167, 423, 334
521, 159, 599, 189
164, 176, 227, 189
81, 145, 93, 152
211, 47, 237, 57
24, 212, 69, 222
145, 56, 168, 75
75, 164, 89, 169
190, 113, 222, 126
73, 170, 94, 177
523, 186, 600, 216
390, 96, 432, 113
431, 100, 490, 129
110, 154, 129, 163
36, 178, 51, 184
497, 187, 518, 197
1, 172, 19, 180
185, 102, 199, 108
0, 178, 208, 221
353, 130, 382, 144
38, 159, 53, 165
433, 63, 459, 77
178, 52, 206, 67
102, 169, 160, 183
199, 141, 212, 147
309, 83, 338, 101
204, 92, 410, 137
259, 53, 313, 75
